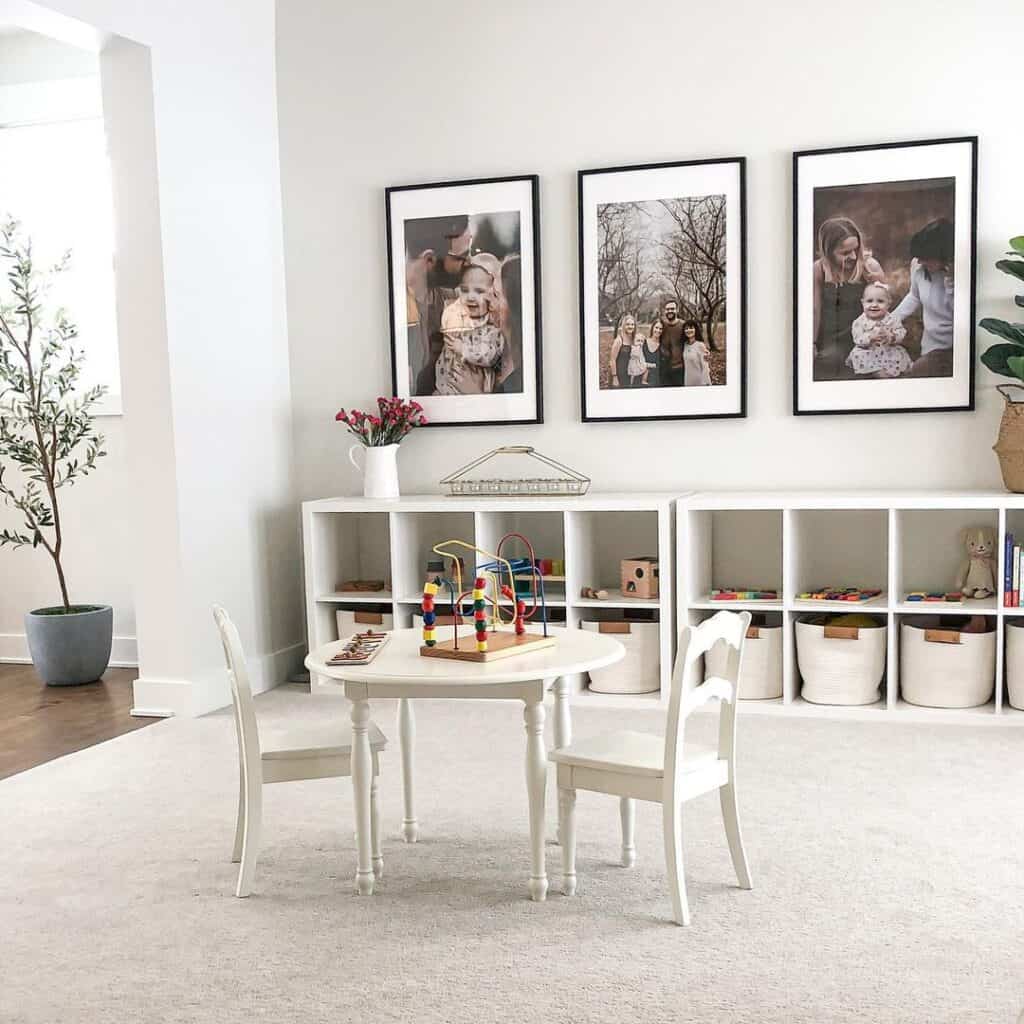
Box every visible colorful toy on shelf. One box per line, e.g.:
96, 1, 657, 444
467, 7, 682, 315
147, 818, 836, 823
905, 591, 963, 604
420, 533, 556, 662
796, 587, 882, 602
621, 557, 659, 599
955, 526, 997, 599
711, 588, 779, 602
581, 586, 609, 600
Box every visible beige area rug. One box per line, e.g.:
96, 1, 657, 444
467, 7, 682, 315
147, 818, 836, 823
1, 685, 1022, 1024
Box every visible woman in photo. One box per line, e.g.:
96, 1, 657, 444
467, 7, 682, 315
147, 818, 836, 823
609, 313, 644, 388
812, 216, 886, 380
681, 319, 712, 386
642, 319, 663, 386
893, 218, 956, 378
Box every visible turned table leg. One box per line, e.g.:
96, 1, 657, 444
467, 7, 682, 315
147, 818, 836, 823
398, 698, 418, 843
552, 676, 572, 845
350, 697, 375, 896
524, 696, 548, 902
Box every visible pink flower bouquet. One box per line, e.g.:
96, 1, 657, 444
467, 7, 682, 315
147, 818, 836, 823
335, 397, 427, 446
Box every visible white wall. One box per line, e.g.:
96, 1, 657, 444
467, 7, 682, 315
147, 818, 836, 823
277, 0, 1024, 500
0, 0, 302, 715
0, 28, 135, 665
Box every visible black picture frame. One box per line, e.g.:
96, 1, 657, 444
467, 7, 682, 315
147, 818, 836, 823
577, 156, 747, 423
792, 136, 978, 416
385, 174, 543, 428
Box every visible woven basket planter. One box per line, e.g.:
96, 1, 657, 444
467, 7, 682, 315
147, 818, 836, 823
796, 617, 886, 706
993, 385, 1024, 493
900, 617, 995, 709
706, 619, 782, 699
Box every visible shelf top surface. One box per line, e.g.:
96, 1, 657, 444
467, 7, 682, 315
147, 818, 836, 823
682, 489, 1024, 510
304, 491, 683, 513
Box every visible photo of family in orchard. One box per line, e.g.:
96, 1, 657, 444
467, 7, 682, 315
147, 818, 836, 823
811, 176, 957, 383
596, 196, 727, 391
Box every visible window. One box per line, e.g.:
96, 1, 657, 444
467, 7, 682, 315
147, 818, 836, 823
0, 77, 121, 414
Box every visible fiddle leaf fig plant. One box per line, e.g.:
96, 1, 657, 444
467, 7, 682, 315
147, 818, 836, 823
979, 236, 1024, 383
0, 218, 107, 612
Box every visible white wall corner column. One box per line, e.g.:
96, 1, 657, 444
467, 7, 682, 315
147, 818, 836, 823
4, 0, 305, 716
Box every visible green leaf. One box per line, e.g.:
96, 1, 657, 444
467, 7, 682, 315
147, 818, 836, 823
980, 318, 1024, 346
996, 258, 1024, 283
1010, 236, 1024, 256
981, 343, 1024, 379
1008, 356, 1024, 381
1016, 295, 1024, 309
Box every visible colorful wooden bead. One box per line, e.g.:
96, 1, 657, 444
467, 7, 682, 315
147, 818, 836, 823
424, 582, 439, 596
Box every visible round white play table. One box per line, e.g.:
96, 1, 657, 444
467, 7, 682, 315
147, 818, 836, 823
305, 626, 624, 901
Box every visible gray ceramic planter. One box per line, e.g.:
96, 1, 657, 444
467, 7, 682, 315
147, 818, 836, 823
24, 605, 113, 686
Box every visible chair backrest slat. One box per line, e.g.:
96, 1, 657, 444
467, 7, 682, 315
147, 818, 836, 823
212, 605, 261, 772
664, 611, 751, 794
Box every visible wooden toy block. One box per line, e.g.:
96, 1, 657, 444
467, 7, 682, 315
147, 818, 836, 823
621, 557, 659, 599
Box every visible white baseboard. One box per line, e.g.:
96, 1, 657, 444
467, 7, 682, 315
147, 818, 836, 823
131, 641, 305, 718
0, 632, 138, 667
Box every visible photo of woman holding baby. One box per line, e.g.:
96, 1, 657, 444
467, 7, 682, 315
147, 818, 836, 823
794, 138, 977, 415
386, 175, 543, 427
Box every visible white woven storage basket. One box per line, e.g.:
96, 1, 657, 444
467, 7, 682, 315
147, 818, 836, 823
796, 618, 886, 706
583, 620, 659, 694
900, 619, 995, 709
337, 608, 393, 636
706, 622, 782, 700
1005, 620, 1024, 711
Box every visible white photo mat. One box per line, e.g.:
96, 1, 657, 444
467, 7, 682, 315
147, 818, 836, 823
387, 177, 541, 426
794, 139, 976, 414
580, 159, 745, 421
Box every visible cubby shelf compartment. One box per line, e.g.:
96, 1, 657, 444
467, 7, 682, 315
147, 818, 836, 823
678, 491, 1024, 724
303, 493, 677, 703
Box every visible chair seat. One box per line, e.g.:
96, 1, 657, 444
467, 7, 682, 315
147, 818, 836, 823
262, 721, 387, 761
549, 730, 719, 778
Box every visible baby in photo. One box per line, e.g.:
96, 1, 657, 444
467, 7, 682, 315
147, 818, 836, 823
846, 282, 912, 378
435, 259, 508, 395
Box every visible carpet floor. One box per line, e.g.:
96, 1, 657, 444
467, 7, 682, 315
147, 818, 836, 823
1, 685, 1022, 1024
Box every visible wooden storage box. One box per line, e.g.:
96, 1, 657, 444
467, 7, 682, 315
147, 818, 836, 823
1005, 620, 1024, 711
337, 608, 394, 636
796, 617, 886, 706
900, 618, 995, 709
620, 557, 659, 600
583, 620, 659, 694
706, 620, 783, 700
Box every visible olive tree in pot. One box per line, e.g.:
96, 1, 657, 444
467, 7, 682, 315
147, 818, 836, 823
0, 219, 109, 685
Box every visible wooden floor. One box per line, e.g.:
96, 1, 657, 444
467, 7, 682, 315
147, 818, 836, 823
0, 664, 158, 781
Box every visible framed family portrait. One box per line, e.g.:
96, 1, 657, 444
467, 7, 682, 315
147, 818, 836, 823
578, 157, 746, 422
793, 137, 978, 415
386, 174, 543, 427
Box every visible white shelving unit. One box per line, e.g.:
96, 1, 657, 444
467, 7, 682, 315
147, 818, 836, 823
678, 491, 1024, 725
302, 493, 677, 705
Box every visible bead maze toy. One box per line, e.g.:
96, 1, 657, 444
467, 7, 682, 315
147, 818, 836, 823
420, 532, 556, 662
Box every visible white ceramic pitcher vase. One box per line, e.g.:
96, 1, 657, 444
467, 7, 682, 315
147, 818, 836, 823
349, 443, 400, 499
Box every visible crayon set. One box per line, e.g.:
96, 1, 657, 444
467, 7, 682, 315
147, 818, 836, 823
328, 630, 390, 666
904, 591, 962, 604
796, 587, 882, 603
711, 588, 779, 601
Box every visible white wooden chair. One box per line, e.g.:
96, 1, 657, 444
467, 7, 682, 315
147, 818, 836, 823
550, 610, 754, 925
213, 605, 387, 898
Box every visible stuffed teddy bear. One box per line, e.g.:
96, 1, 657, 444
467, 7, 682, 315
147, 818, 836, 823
955, 527, 997, 599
